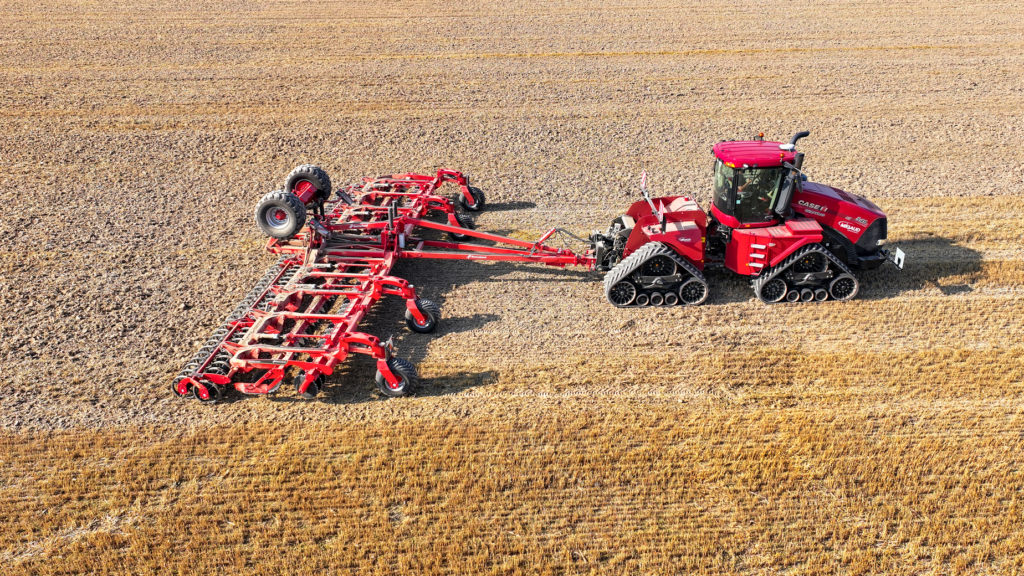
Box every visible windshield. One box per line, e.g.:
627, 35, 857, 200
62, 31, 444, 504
735, 167, 783, 222
712, 160, 735, 214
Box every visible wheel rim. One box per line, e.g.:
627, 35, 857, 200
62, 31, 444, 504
792, 251, 828, 273
608, 281, 637, 306
664, 293, 679, 306
641, 255, 676, 276
293, 180, 316, 196
760, 278, 788, 303
265, 208, 291, 230
650, 292, 665, 306
635, 293, 650, 306
829, 275, 858, 301
678, 279, 708, 305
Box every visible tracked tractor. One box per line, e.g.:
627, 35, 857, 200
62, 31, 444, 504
591, 131, 905, 306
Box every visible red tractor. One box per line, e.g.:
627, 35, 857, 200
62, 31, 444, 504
591, 131, 904, 306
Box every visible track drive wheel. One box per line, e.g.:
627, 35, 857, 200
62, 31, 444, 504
678, 278, 709, 306
458, 186, 486, 212
405, 298, 441, 333
255, 190, 307, 240
792, 249, 829, 274
375, 357, 418, 398
285, 164, 332, 202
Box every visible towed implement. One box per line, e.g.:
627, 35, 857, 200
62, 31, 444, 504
173, 131, 903, 402
172, 167, 594, 403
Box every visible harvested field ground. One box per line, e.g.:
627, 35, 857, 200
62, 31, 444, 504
2, 0, 1024, 573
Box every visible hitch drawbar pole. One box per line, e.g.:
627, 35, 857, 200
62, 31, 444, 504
398, 218, 596, 268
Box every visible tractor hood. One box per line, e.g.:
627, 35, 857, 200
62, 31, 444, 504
791, 181, 887, 245
799, 182, 884, 216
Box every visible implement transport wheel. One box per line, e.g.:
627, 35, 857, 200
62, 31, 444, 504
678, 278, 709, 306
792, 250, 829, 274
458, 186, 486, 212
286, 164, 332, 202
405, 298, 441, 333
375, 357, 418, 398
255, 190, 307, 239
448, 211, 475, 241
759, 278, 788, 303
607, 281, 637, 307
829, 274, 860, 301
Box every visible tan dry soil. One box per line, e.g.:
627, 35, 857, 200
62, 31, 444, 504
1, 1, 1023, 573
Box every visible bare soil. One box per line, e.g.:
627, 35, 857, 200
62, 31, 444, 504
1, 1, 1023, 573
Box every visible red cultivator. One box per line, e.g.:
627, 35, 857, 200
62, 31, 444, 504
172, 167, 595, 403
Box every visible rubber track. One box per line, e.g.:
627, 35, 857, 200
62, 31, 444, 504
752, 243, 857, 303
603, 241, 708, 306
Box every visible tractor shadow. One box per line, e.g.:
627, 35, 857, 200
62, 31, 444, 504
856, 235, 982, 299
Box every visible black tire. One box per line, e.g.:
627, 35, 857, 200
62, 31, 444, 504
285, 164, 332, 202
405, 298, 441, 333
375, 357, 418, 397
458, 186, 486, 212
255, 190, 307, 239
448, 212, 475, 241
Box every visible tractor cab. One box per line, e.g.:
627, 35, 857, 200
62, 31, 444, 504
709, 138, 799, 229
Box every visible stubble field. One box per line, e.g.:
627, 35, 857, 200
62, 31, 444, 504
1, 0, 1023, 573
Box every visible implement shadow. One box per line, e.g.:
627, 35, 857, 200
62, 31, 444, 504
314, 251, 596, 404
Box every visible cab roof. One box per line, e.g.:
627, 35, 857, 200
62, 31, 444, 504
713, 140, 797, 169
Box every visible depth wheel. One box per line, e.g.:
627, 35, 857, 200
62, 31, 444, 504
448, 212, 475, 241
829, 274, 859, 301
375, 357, 418, 398
458, 186, 486, 212
759, 277, 788, 303
255, 190, 307, 240
640, 255, 676, 277
607, 281, 637, 307
792, 250, 829, 274
678, 278, 709, 306
405, 298, 441, 333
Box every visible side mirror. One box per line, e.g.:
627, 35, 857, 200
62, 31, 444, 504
775, 153, 804, 218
